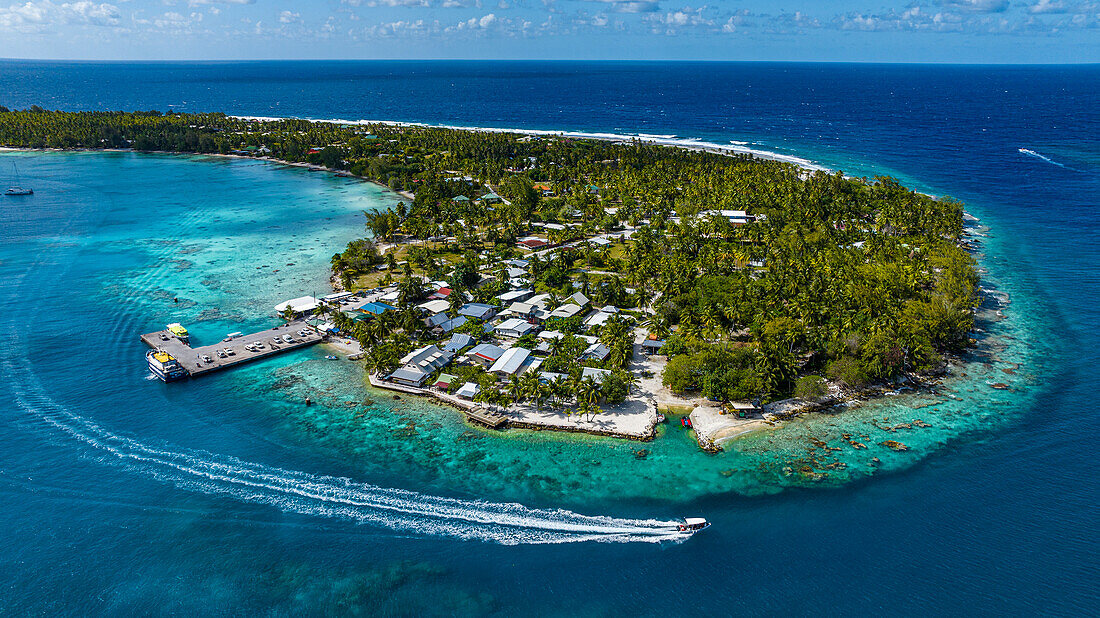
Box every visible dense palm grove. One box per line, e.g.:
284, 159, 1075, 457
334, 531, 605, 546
0, 109, 978, 403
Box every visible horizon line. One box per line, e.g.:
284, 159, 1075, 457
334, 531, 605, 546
1, 57, 1098, 67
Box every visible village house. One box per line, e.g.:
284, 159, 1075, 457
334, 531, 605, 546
488, 347, 539, 377
494, 318, 536, 339
442, 333, 475, 354
497, 289, 534, 304
549, 303, 585, 319
417, 299, 450, 315
458, 302, 497, 321
385, 344, 455, 387
466, 343, 505, 368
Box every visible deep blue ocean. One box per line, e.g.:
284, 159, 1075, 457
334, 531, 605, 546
0, 61, 1097, 615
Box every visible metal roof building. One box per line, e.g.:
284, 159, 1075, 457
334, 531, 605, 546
489, 347, 533, 376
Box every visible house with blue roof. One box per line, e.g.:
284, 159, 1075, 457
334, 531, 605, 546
361, 301, 396, 315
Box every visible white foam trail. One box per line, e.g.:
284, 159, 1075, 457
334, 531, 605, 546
1018, 148, 1066, 168
232, 114, 828, 172
2, 360, 687, 545
0, 149, 693, 546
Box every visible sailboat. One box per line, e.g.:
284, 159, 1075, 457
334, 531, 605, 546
5, 162, 33, 196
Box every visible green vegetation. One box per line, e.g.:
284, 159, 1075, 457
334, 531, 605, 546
0, 108, 979, 403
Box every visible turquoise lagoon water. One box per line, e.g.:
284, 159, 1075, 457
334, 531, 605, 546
0, 147, 1060, 615
0, 62, 1096, 614
0, 147, 1042, 506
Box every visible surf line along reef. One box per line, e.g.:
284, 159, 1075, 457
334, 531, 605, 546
0, 109, 984, 452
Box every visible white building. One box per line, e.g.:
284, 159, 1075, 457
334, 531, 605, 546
274, 296, 320, 315
417, 299, 450, 315
495, 318, 536, 339
549, 303, 584, 319
488, 347, 539, 376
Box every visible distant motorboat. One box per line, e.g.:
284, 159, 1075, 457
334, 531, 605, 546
677, 518, 711, 534
324, 355, 338, 360
4, 162, 33, 195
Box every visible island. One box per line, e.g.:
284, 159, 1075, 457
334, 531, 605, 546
0, 109, 980, 451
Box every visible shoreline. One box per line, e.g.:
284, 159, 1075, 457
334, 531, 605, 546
229, 115, 831, 173
0, 145, 416, 204
4, 138, 989, 450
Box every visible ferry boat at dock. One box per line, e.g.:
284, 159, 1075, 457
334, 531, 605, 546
166, 323, 190, 344
146, 349, 189, 382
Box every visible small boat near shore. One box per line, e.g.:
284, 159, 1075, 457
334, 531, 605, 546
5, 163, 32, 195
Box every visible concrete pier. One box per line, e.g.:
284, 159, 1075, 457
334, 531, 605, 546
141, 321, 323, 378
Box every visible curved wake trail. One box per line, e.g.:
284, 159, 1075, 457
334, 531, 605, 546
0, 154, 689, 546
3, 360, 686, 545
1018, 148, 1069, 169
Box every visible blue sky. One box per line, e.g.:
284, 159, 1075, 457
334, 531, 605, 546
0, 0, 1096, 62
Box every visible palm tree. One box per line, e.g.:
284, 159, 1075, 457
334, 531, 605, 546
508, 374, 525, 407
576, 401, 591, 423
599, 315, 632, 349
577, 376, 600, 416
550, 376, 569, 409
520, 372, 542, 411
537, 380, 553, 413
397, 276, 423, 307
643, 310, 671, 340
447, 287, 465, 314
475, 386, 504, 413
401, 307, 422, 337
365, 317, 386, 346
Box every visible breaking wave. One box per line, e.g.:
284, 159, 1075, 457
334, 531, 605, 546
232, 114, 828, 172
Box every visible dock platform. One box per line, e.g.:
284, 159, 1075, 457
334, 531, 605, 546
367, 372, 509, 429
465, 408, 508, 428
141, 321, 323, 378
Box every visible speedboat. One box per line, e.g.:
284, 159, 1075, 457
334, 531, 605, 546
677, 518, 710, 534
325, 355, 338, 360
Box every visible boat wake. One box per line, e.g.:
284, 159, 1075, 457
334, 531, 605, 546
3, 360, 687, 545
1018, 148, 1069, 169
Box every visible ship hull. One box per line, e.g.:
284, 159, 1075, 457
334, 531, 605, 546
147, 350, 188, 382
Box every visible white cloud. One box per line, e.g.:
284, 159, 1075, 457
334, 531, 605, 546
581, 0, 659, 14
644, 6, 710, 33
346, 0, 430, 6
278, 9, 300, 23
362, 17, 434, 37
187, 0, 255, 6
935, 0, 1009, 13
720, 10, 750, 32
189, 0, 257, 5
1028, 0, 1069, 13
0, 0, 121, 30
